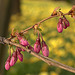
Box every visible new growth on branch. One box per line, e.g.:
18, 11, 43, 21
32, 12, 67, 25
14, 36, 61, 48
0, 5, 75, 73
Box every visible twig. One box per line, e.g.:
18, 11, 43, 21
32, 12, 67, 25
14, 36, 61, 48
20, 13, 68, 34
37, 13, 68, 24
19, 26, 34, 35
0, 36, 75, 73
7, 13, 68, 40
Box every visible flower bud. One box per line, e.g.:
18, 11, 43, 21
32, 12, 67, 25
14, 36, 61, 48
42, 40, 49, 57
5, 56, 11, 70
17, 50, 23, 62
63, 24, 67, 29
10, 51, 17, 66
57, 18, 63, 33
16, 33, 29, 51
64, 19, 70, 27
34, 38, 41, 53
20, 39, 29, 46
63, 16, 70, 27
57, 23, 63, 33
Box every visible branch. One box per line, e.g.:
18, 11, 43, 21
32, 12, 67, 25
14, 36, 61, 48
8, 12, 68, 40
19, 13, 68, 34
0, 36, 75, 73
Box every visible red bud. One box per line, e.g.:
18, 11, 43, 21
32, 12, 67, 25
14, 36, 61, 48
42, 40, 49, 57
34, 38, 41, 53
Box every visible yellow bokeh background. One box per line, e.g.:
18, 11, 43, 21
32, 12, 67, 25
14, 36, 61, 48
6, 0, 75, 75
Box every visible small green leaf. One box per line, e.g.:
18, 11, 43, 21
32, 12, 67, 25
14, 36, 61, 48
37, 28, 42, 31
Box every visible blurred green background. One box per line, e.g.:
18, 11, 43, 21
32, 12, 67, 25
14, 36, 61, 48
4, 0, 75, 75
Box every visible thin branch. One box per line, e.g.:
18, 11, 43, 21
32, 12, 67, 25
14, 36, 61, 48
19, 25, 34, 35
0, 36, 75, 73
20, 13, 68, 34
8, 13, 68, 40
37, 13, 68, 24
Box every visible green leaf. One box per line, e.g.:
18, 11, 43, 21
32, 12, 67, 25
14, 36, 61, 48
37, 28, 42, 31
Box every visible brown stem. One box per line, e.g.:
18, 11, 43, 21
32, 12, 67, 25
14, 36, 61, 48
37, 13, 68, 24
40, 32, 43, 41
37, 30, 40, 38
9, 45, 11, 56
0, 36, 75, 73
19, 26, 34, 35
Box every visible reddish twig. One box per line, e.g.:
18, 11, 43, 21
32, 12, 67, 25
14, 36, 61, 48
7, 12, 68, 41
19, 26, 34, 35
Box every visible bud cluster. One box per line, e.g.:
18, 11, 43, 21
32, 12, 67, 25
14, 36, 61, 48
5, 33, 33, 70
5, 32, 49, 70
57, 16, 70, 33
5, 47, 23, 70
33, 35, 49, 57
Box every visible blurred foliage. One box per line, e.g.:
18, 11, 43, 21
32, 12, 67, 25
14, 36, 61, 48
5, 0, 75, 75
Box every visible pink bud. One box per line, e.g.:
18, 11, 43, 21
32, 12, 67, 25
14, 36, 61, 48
57, 18, 63, 33
57, 23, 63, 33
64, 20, 70, 27
42, 40, 49, 57
63, 16, 70, 27
5, 56, 11, 70
16, 33, 29, 46
10, 51, 17, 66
20, 39, 29, 46
34, 38, 41, 53
63, 24, 67, 29
28, 45, 34, 50
17, 50, 23, 62
16, 33, 29, 51
5, 62, 10, 70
